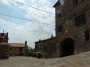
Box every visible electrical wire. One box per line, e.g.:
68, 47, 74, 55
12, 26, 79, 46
0, 12, 55, 26
10, 0, 54, 15
0, 0, 56, 41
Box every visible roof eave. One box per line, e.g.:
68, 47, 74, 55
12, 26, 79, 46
53, 1, 60, 7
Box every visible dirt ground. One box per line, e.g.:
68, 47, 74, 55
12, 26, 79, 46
0, 52, 90, 67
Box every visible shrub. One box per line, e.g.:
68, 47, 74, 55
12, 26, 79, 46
32, 52, 48, 59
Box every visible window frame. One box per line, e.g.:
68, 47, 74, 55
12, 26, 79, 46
75, 13, 86, 26
57, 25, 63, 33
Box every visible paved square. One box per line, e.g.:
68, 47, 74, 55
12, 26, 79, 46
0, 52, 90, 67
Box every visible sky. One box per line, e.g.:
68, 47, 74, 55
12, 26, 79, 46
0, 0, 58, 48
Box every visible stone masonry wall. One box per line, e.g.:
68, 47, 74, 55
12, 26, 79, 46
54, 0, 90, 57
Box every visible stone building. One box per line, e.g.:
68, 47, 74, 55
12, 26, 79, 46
0, 32, 8, 43
35, 0, 90, 58
9, 42, 27, 56
0, 32, 10, 58
0, 31, 28, 57
35, 37, 56, 58
54, 0, 90, 57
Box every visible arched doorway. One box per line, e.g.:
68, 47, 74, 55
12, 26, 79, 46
61, 38, 74, 57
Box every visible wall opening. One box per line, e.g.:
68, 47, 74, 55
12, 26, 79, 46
61, 38, 74, 57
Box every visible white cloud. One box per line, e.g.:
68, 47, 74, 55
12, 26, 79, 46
0, 18, 55, 48
1, 0, 10, 5
1, 0, 26, 7
0, 0, 55, 48
0, 19, 38, 48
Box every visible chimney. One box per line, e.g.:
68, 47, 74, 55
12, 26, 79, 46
7, 32, 8, 43
7, 32, 8, 35
3, 30, 4, 33
51, 34, 53, 38
39, 39, 41, 41
25, 41, 27, 47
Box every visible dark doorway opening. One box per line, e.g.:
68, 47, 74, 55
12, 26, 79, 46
61, 38, 74, 57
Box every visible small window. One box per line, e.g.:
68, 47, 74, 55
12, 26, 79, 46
75, 13, 86, 26
85, 31, 89, 41
58, 25, 63, 32
58, 13, 61, 18
56, 9, 62, 19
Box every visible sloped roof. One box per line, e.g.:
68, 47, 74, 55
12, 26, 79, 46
0, 43, 10, 46
35, 37, 56, 43
53, 1, 61, 7
9, 43, 25, 48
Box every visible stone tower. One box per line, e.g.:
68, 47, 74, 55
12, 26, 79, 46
0, 32, 8, 43
53, 0, 90, 57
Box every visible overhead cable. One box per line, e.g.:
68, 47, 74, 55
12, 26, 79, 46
0, 12, 55, 26
10, 0, 54, 15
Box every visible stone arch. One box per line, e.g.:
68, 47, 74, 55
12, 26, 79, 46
60, 38, 74, 57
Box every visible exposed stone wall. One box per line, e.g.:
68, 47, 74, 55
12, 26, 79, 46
0, 32, 8, 43
35, 37, 56, 58
35, 0, 90, 58
0, 44, 10, 58
54, 0, 90, 57
10, 47, 25, 56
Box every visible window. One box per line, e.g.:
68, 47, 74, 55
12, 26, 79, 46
58, 13, 61, 18
73, 0, 85, 5
75, 13, 86, 26
57, 25, 63, 32
85, 31, 89, 41
56, 8, 63, 19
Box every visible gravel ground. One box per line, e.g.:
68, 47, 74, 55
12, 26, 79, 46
0, 52, 90, 67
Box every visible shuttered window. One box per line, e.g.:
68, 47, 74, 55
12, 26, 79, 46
75, 13, 86, 26
57, 25, 63, 32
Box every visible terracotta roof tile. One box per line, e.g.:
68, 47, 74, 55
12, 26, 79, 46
9, 43, 25, 48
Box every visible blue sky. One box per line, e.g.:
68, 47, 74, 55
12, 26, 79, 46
0, 0, 58, 48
